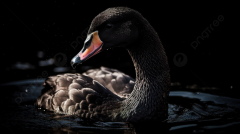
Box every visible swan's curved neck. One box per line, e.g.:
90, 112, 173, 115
116, 22, 170, 123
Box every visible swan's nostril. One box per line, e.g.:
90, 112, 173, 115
82, 34, 93, 52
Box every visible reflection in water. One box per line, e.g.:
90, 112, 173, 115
0, 79, 240, 133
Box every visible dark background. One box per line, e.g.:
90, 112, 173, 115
1, 2, 239, 97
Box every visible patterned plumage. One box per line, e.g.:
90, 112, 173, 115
36, 7, 170, 124
37, 66, 134, 121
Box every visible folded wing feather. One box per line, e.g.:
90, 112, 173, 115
36, 67, 135, 121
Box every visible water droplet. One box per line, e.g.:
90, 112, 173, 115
26, 105, 27, 107
197, 92, 199, 94
44, 110, 45, 111
40, 108, 41, 109
230, 86, 233, 89
25, 89, 28, 92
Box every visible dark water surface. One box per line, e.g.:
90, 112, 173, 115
1, 79, 240, 134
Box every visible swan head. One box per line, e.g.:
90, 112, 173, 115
71, 7, 140, 68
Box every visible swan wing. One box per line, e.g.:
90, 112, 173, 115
36, 73, 123, 121
83, 66, 135, 98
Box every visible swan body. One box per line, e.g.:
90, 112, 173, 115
36, 7, 170, 124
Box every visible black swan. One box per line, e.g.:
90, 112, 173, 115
36, 7, 170, 124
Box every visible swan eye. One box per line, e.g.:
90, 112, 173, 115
105, 23, 112, 28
